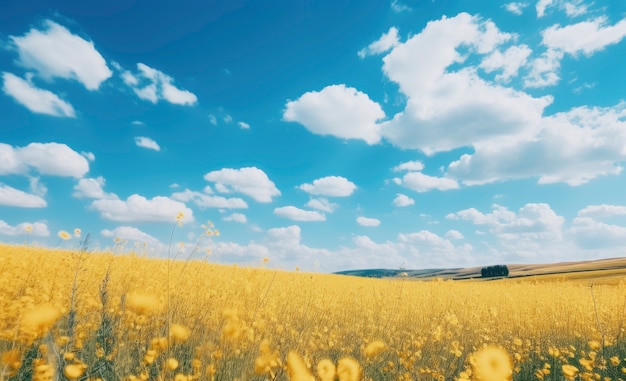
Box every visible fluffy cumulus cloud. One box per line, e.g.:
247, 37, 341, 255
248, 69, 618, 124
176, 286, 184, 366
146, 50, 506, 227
504, 2, 528, 15
283, 84, 385, 145
392, 193, 415, 207
9, 20, 111, 90
392, 160, 424, 172
90, 194, 194, 222
204, 167, 280, 203
525, 17, 626, 88
171, 189, 248, 209
101, 226, 161, 246
536, 0, 554, 17
72, 177, 117, 199
448, 203, 564, 243
542, 17, 626, 56
480, 44, 532, 82
0, 221, 49, 237
577, 204, 626, 218
207, 224, 476, 271
356, 216, 381, 227
445, 230, 464, 240
537, 0, 589, 18
274, 206, 326, 221
121, 63, 197, 105
0, 142, 89, 178
379, 13, 552, 154
569, 217, 626, 250
299, 176, 357, 197
2, 72, 75, 117
223, 213, 247, 223
398, 230, 455, 251
397, 172, 459, 192
567, 204, 626, 250
306, 198, 338, 213
358, 27, 400, 58
448, 103, 626, 186
134, 137, 161, 151
0, 184, 47, 207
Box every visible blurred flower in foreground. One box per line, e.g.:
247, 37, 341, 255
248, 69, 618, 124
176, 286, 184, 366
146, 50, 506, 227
470, 346, 512, 381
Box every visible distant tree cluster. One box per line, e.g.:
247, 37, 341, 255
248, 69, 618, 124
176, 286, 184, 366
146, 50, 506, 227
481, 264, 509, 278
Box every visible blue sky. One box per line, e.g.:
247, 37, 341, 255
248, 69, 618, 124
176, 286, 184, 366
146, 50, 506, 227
1, 0, 626, 272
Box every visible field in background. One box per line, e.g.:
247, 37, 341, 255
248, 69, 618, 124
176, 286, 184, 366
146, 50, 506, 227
2, 243, 626, 381
338, 256, 626, 285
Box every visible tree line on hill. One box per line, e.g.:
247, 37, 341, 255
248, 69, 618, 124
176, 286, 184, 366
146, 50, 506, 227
480, 264, 509, 278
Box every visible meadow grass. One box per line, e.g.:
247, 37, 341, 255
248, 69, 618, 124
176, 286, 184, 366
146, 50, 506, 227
2, 243, 626, 381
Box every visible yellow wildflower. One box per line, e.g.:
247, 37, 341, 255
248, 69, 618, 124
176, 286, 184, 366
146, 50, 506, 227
337, 357, 361, 381
469, 346, 512, 381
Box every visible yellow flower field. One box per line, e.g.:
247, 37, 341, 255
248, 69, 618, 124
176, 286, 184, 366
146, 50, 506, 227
1, 243, 626, 381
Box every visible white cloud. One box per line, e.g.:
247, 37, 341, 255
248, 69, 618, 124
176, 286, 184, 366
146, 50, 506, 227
0, 184, 47, 207
274, 206, 326, 221
81, 151, 95, 161
306, 198, 338, 213
28, 177, 47, 196
134, 136, 161, 151
10, 20, 111, 90
524, 49, 564, 88
357, 216, 381, 227
19, 143, 89, 178
223, 213, 247, 224
480, 44, 532, 82
447, 102, 626, 186
267, 225, 302, 248
101, 226, 160, 245
542, 17, 626, 56
123, 63, 197, 106
392, 193, 415, 207
380, 13, 552, 154
161, 79, 198, 105
577, 204, 626, 219
0, 143, 26, 175
238, 121, 250, 129
525, 18, 626, 88
0, 221, 49, 237
390, 0, 412, 12
358, 27, 400, 58
211, 227, 474, 271
569, 217, 626, 249
537, 0, 589, 18
397, 172, 459, 192
171, 189, 248, 209
562, 0, 588, 17
392, 160, 424, 172
447, 203, 564, 241
398, 230, 454, 249
504, 2, 528, 15
73, 177, 117, 199
2, 72, 75, 117
445, 229, 464, 240
299, 176, 357, 197
283, 84, 385, 145
90, 194, 194, 222
209, 115, 218, 125
204, 167, 280, 203
536, 0, 555, 17
0, 142, 89, 178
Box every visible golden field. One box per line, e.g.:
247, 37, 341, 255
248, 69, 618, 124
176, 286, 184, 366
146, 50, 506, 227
2, 242, 626, 381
